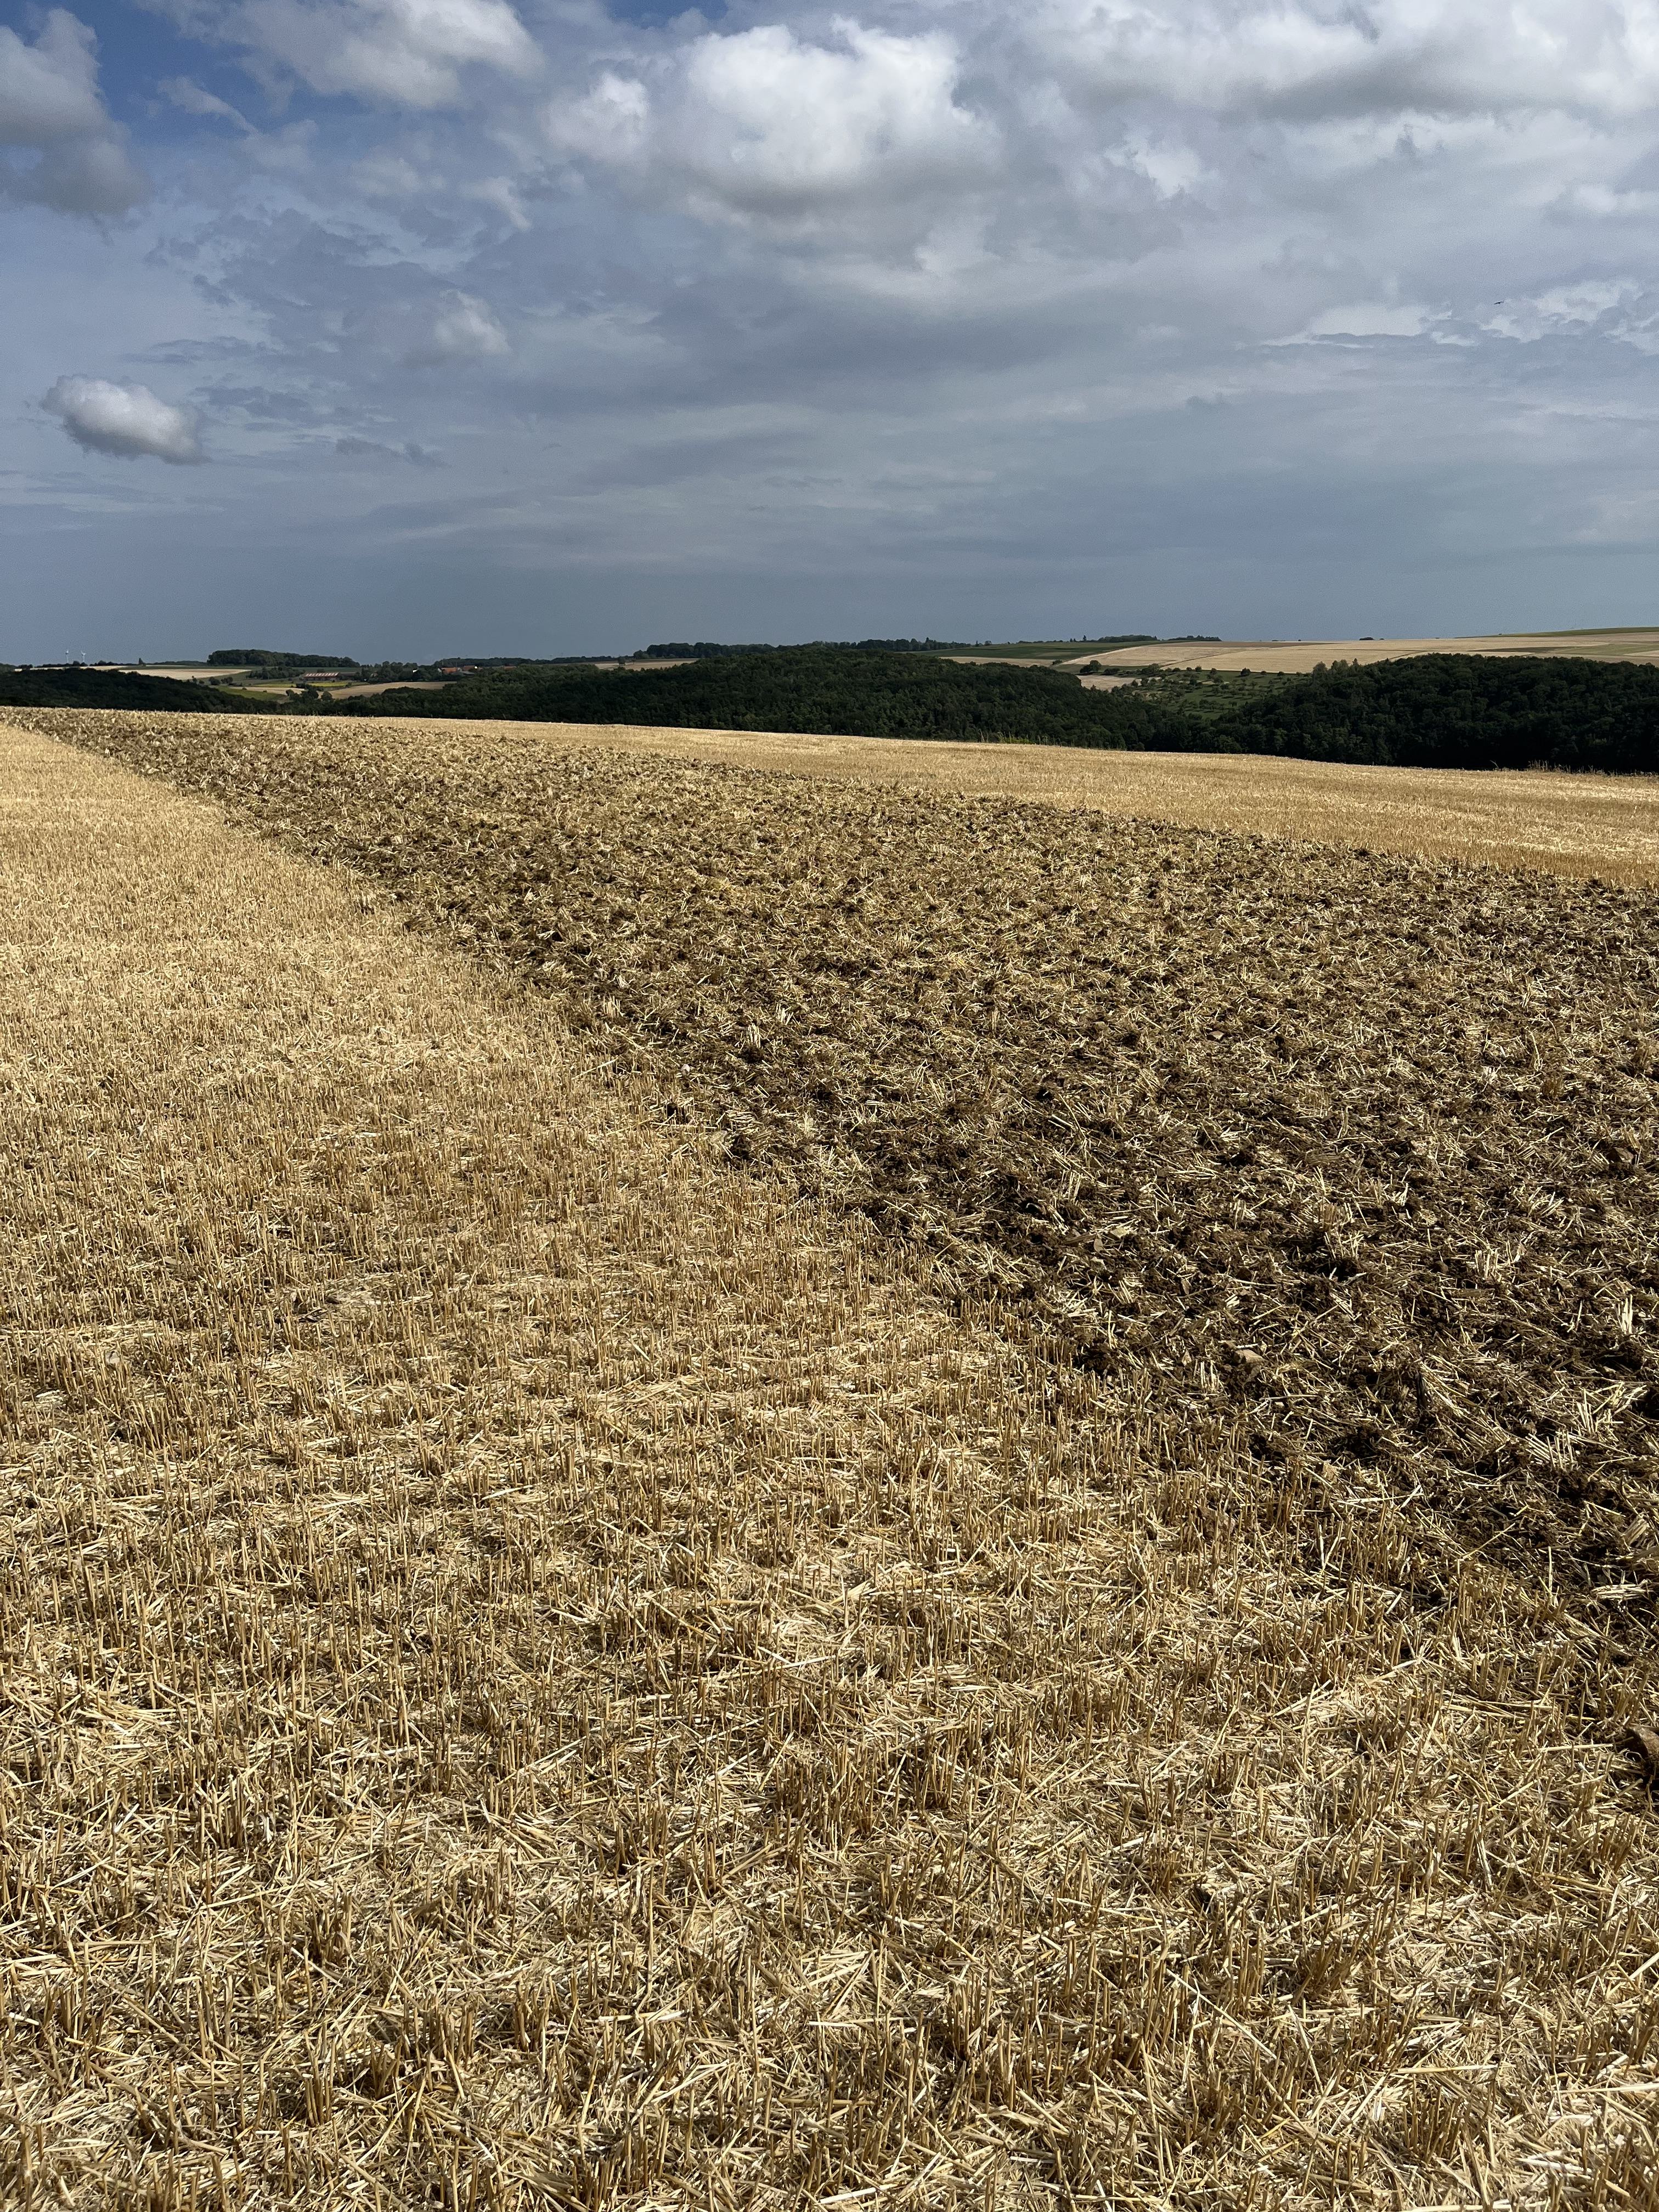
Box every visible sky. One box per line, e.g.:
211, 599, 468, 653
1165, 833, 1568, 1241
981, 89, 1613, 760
5, 1, 1659, 658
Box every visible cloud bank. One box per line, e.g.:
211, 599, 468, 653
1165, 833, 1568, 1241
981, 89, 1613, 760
10, 2, 1659, 653
1045, 0, 1659, 120
43, 377, 206, 464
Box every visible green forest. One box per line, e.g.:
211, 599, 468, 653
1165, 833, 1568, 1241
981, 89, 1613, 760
207, 648, 355, 669
1191, 653, 1659, 772
331, 647, 1659, 771
329, 648, 1177, 746
0, 666, 258, 711
6, 647, 1659, 773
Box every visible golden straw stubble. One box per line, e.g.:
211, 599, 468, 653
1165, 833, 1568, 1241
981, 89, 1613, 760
2, 716, 1658, 2211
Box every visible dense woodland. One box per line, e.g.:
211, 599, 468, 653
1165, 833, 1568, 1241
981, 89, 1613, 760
331, 648, 1178, 746
7, 648, 1659, 771
331, 646, 1659, 770
1202, 653, 1659, 772
207, 648, 355, 669
0, 666, 258, 711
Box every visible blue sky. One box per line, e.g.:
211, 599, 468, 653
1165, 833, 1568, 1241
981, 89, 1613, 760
5, 0, 1659, 658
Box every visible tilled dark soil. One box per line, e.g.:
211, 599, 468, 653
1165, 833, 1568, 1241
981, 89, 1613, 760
33, 710, 1659, 1613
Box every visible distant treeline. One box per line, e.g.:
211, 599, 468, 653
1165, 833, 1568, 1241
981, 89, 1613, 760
0, 666, 259, 710
207, 648, 550, 676
7, 649, 1659, 774
639, 642, 800, 659
328, 648, 1178, 747
208, 648, 356, 669
630, 637, 1169, 658
1190, 653, 1659, 772
637, 640, 1022, 659
326, 647, 1659, 771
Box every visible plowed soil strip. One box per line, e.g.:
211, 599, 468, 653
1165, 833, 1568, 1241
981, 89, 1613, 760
25, 707, 1659, 1622
478, 724, 1659, 886
4, 723, 1659, 2207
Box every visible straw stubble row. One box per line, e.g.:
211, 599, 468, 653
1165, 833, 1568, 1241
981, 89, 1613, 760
1, 724, 1656, 2209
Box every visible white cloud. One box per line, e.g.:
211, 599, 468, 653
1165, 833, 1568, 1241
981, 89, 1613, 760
467, 173, 529, 229
43, 377, 206, 463
550, 21, 996, 229
1560, 182, 1659, 216
1047, 1, 1659, 121
0, 10, 148, 214
554, 70, 648, 166
352, 149, 433, 196
1116, 133, 1208, 198
161, 72, 318, 172
1481, 280, 1639, 340
1277, 301, 1442, 342
161, 76, 254, 129
408, 290, 510, 363
227, 0, 541, 108
0, 9, 108, 140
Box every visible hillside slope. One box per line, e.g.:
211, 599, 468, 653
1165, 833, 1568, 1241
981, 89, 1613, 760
341, 648, 1659, 775
11, 651, 1659, 776
0, 665, 257, 711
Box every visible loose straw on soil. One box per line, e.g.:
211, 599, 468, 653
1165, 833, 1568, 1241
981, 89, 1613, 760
506, 725, 1659, 888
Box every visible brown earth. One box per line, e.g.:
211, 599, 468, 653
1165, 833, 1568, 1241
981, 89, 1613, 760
20, 707, 1659, 1634
212, 719, 1659, 884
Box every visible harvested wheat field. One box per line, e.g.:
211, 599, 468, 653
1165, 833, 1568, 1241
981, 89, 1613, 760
3, 711, 1659, 2210
1070, 629, 1659, 676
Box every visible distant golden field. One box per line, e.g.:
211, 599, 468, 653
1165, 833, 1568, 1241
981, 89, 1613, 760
4, 711, 1659, 2210
946, 624, 1659, 676
1066, 626, 1659, 676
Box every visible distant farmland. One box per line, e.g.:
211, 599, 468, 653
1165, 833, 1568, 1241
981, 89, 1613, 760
13, 645, 1659, 775
329, 648, 1659, 772
4, 704, 1657, 2210
1064, 623, 1659, 673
